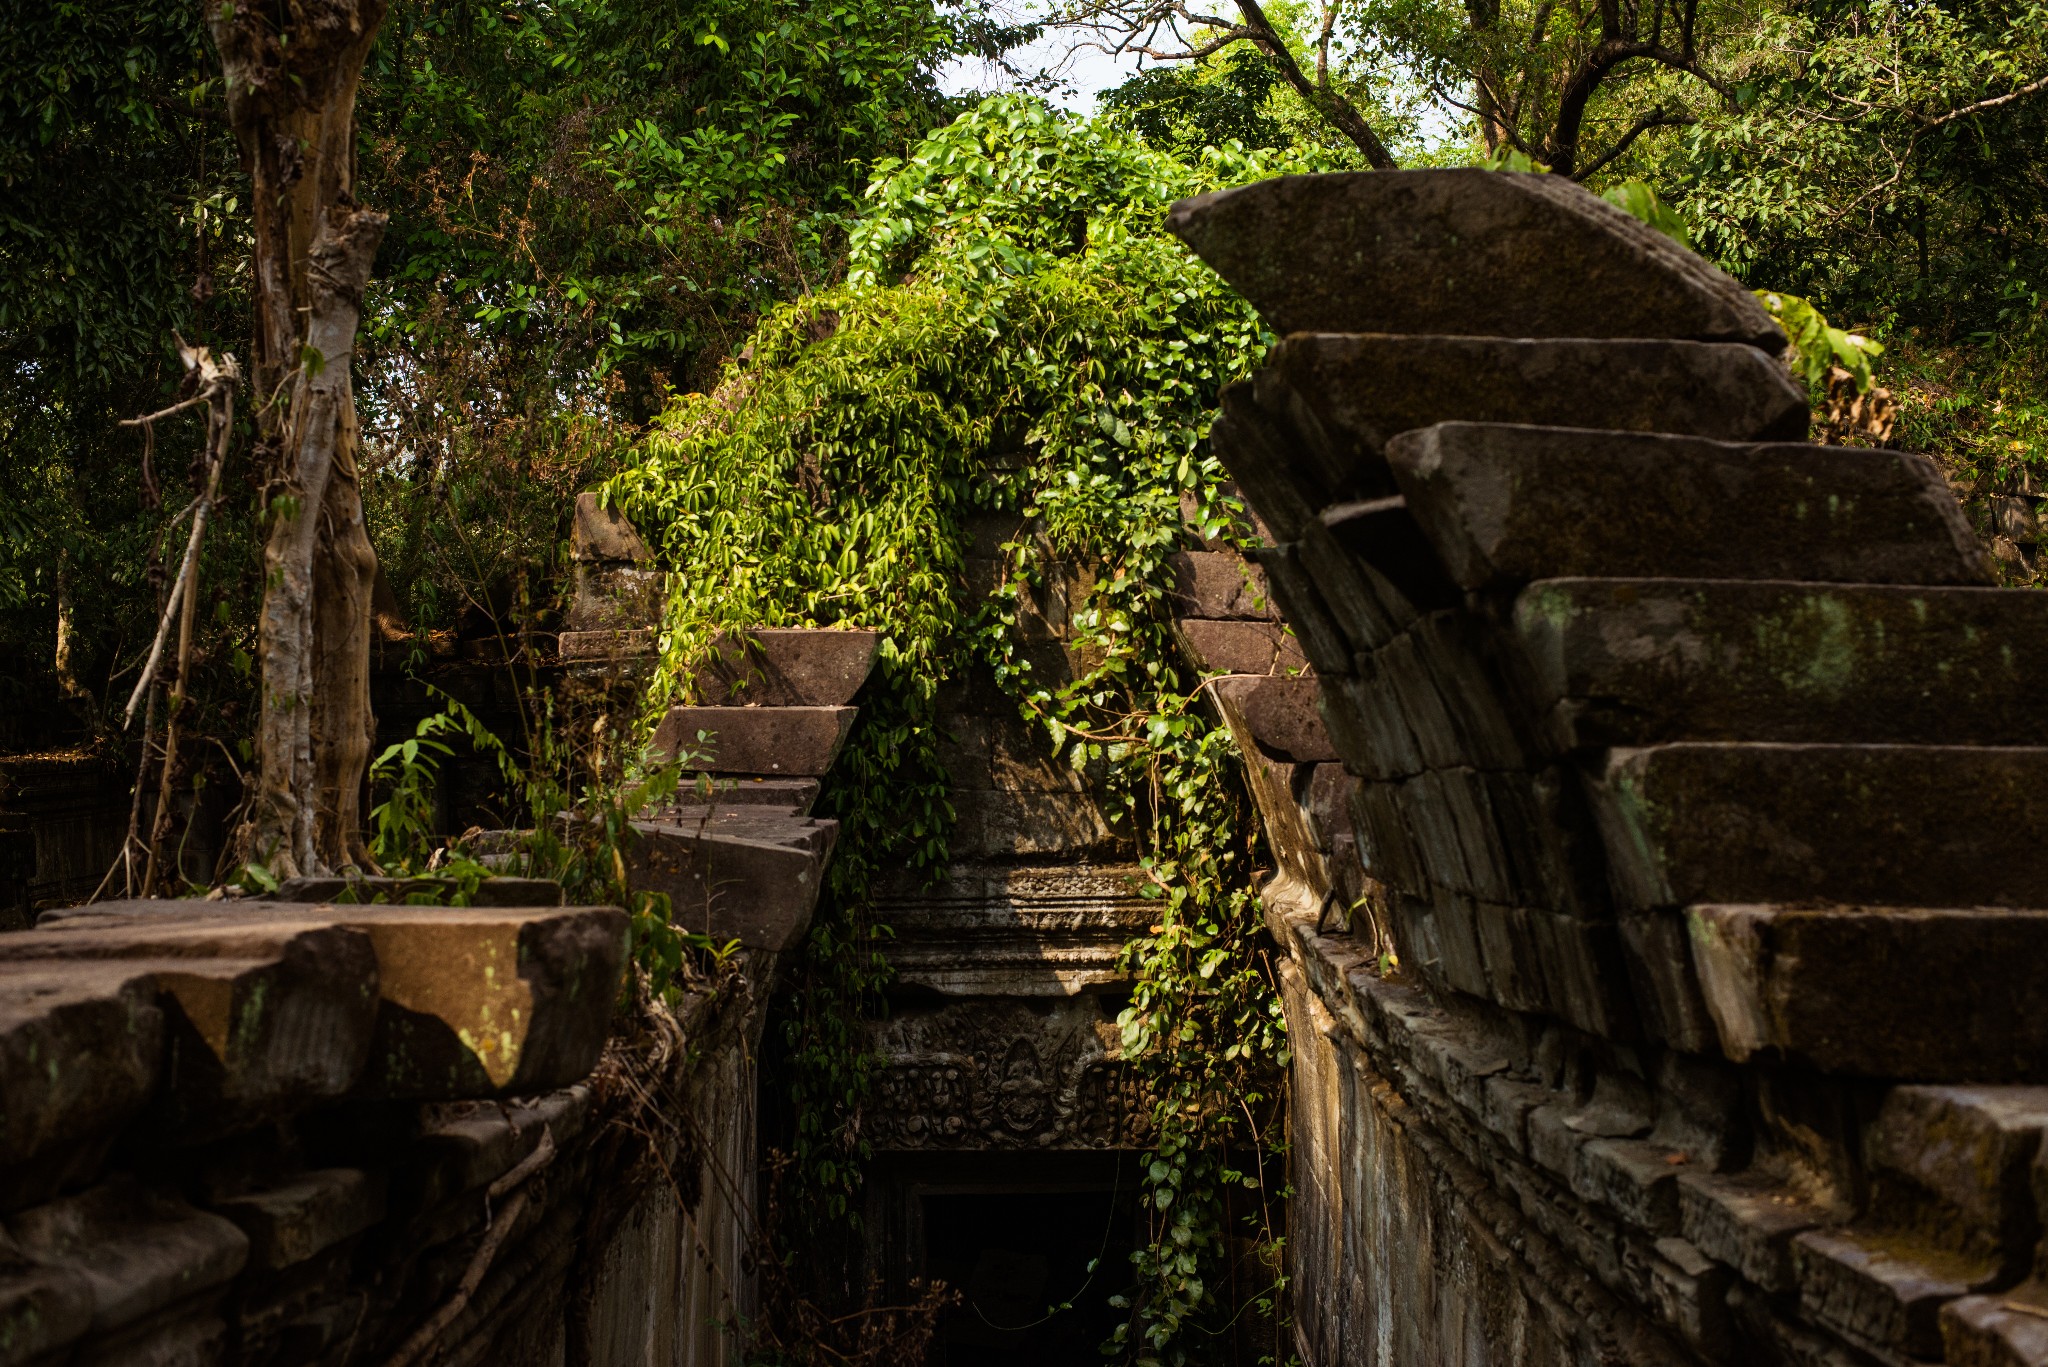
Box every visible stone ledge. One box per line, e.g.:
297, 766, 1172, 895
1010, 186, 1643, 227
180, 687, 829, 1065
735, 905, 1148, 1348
1173, 618, 1307, 677
1515, 578, 2048, 748
627, 813, 836, 954
0, 901, 626, 1185
558, 626, 655, 660
1678, 1169, 1825, 1294
210, 1168, 386, 1272
1592, 744, 2048, 911
1167, 170, 1780, 345
1687, 904, 2048, 1080
1240, 334, 1807, 508
1388, 423, 1991, 591
1268, 899, 2048, 1364
1944, 1281, 2048, 1366
651, 704, 856, 775
876, 863, 1153, 996
1168, 550, 1272, 619
1208, 675, 1336, 764
685, 628, 881, 707
1794, 1225, 2001, 1361
7, 1177, 249, 1342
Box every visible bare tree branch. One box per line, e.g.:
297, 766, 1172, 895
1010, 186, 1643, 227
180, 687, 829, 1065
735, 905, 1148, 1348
1920, 70, 2048, 129
1053, 0, 1400, 167
1543, 39, 1727, 174
122, 348, 240, 728
1572, 107, 1694, 179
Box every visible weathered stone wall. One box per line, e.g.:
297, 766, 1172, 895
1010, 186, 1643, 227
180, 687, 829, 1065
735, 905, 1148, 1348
1173, 170, 2048, 1366
0, 845, 831, 1366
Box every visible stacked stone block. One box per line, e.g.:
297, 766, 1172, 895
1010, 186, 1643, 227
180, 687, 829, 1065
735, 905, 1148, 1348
0, 896, 648, 1365
1172, 170, 2048, 1365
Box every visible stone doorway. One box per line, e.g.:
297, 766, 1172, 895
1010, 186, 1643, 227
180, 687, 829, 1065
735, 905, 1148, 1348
866, 1151, 1143, 1366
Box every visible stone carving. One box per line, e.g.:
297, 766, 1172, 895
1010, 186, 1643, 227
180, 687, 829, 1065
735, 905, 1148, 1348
875, 864, 1155, 996
865, 998, 1150, 1150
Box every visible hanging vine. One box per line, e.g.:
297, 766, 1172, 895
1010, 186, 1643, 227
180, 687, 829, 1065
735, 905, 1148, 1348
607, 96, 1329, 1360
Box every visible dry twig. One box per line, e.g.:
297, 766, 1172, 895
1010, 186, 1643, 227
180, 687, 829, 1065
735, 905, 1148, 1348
96, 343, 240, 898
382, 1124, 558, 1367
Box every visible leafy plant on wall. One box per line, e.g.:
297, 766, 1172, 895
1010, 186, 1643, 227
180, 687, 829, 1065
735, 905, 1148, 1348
608, 97, 1320, 1360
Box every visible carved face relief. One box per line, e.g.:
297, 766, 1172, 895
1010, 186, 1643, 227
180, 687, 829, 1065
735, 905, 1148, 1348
996, 1038, 1049, 1132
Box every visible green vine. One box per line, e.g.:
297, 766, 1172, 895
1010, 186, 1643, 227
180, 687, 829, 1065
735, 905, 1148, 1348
608, 96, 1317, 1358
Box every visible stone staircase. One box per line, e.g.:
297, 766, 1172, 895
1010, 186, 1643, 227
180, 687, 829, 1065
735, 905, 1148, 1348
559, 490, 881, 962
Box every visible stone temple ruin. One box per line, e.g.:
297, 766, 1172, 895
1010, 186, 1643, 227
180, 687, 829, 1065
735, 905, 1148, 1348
7, 168, 2048, 1366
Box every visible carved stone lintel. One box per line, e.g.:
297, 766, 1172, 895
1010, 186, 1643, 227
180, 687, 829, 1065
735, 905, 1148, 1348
875, 863, 1154, 996
865, 997, 1150, 1151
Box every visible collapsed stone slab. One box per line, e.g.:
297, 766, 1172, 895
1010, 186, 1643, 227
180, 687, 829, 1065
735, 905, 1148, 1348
15, 902, 627, 1101
0, 965, 162, 1201
1863, 1086, 2048, 1269
1167, 170, 1782, 346
627, 811, 836, 954
1593, 744, 2048, 909
1173, 618, 1307, 677
209, 1167, 387, 1273
683, 628, 881, 706
1227, 334, 1807, 515
651, 704, 857, 775
1389, 423, 1992, 590
6, 1177, 249, 1343
1209, 676, 1337, 763
0, 919, 380, 1130
1944, 1282, 2048, 1366
1793, 1223, 2000, 1360
570, 491, 652, 564
1686, 904, 2048, 1079
1167, 550, 1271, 619
1516, 578, 2048, 747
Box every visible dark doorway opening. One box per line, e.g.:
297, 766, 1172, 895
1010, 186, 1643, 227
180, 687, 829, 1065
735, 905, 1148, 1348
923, 1183, 1139, 1365
866, 1151, 1143, 1367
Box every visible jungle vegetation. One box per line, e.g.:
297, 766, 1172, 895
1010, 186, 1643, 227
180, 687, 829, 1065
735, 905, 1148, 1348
2, 0, 2044, 1360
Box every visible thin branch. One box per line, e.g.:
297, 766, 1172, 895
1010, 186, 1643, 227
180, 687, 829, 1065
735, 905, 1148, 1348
1436, 81, 1542, 156
118, 392, 211, 429
1572, 107, 1694, 179
1050, 0, 1398, 167
122, 348, 242, 727
382, 1125, 557, 1367
1237, 0, 1400, 167
1921, 70, 2048, 129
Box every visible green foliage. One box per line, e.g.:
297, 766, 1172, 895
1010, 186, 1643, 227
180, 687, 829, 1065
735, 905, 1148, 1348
610, 96, 1303, 1354
365, 691, 733, 997
1754, 290, 1884, 394
369, 716, 461, 874
1601, 180, 1692, 249
0, 0, 992, 752
1670, 0, 2048, 335
362, 0, 967, 404
1104, 726, 1286, 1360
0, 0, 251, 744
1096, 46, 1292, 160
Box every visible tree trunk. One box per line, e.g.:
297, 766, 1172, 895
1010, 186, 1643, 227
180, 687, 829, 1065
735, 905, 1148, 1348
208, 0, 389, 878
